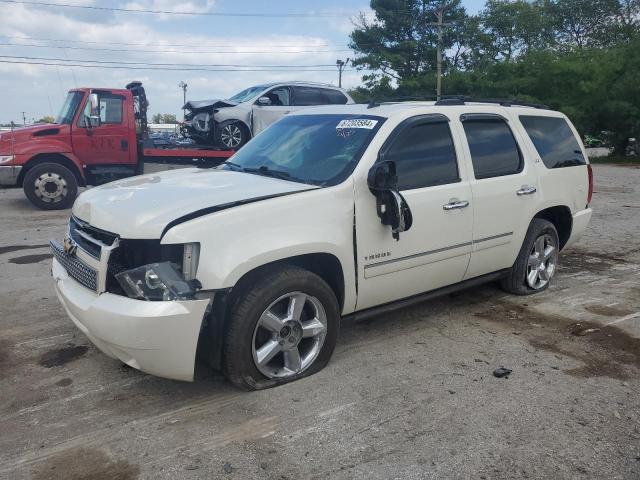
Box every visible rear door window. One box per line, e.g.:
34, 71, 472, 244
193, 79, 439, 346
462, 116, 523, 179
383, 116, 460, 190
519, 116, 586, 168
292, 87, 327, 106
322, 89, 349, 105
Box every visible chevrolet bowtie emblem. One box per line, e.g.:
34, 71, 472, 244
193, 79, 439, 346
63, 236, 77, 255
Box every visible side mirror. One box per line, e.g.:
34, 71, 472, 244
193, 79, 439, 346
84, 92, 101, 129
367, 160, 398, 191
367, 161, 412, 240
257, 96, 271, 106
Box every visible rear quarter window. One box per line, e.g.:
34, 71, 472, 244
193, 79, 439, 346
519, 116, 586, 168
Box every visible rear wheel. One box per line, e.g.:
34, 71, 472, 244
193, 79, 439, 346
501, 218, 559, 295
23, 162, 78, 210
216, 120, 249, 150
223, 266, 340, 390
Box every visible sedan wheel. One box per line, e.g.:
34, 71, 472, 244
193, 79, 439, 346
220, 123, 243, 149
252, 291, 328, 379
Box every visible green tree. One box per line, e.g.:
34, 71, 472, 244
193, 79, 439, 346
550, 0, 620, 49
349, 0, 472, 89
36, 115, 55, 124
151, 113, 178, 124
480, 0, 555, 61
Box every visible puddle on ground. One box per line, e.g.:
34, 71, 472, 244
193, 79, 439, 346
54, 378, 73, 387
475, 301, 640, 380
560, 248, 628, 274
585, 304, 636, 317
39, 345, 88, 368
0, 244, 48, 255
8, 253, 52, 265
31, 447, 140, 480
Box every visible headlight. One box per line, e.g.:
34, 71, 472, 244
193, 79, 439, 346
0, 155, 15, 164
115, 262, 198, 301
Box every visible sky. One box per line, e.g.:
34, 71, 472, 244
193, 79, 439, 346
0, 0, 486, 124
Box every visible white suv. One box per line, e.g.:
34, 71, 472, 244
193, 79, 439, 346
50, 100, 593, 389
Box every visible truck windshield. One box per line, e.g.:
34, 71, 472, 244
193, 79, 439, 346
222, 114, 384, 186
56, 91, 84, 124
228, 86, 267, 103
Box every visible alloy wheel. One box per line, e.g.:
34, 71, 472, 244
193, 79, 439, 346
220, 124, 242, 148
526, 233, 558, 289
252, 291, 327, 379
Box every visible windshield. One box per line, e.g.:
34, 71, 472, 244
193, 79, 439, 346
56, 91, 84, 124
228, 86, 267, 103
222, 114, 384, 186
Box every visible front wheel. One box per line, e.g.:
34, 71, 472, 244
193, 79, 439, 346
216, 120, 249, 150
23, 162, 78, 210
500, 218, 560, 295
223, 266, 340, 390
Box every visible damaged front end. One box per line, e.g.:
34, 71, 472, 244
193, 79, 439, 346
180, 99, 237, 146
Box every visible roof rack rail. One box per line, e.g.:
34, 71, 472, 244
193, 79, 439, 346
435, 96, 549, 109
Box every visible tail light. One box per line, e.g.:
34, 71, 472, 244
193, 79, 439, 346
587, 164, 593, 204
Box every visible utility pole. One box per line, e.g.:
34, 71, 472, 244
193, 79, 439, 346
336, 58, 349, 88
178, 81, 188, 120
434, 4, 451, 101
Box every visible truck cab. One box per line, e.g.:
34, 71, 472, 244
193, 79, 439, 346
0, 82, 231, 210
50, 100, 593, 390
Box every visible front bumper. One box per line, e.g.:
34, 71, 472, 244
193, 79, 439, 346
52, 258, 210, 381
0, 165, 21, 186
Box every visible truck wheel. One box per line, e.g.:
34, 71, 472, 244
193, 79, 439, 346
23, 162, 78, 210
223, 266, 340, 390
500, 219, 560, 295
216, 120, 249, 150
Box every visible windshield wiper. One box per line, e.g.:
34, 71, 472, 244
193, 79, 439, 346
223, 161, 245, 171
242, 166, 301, 182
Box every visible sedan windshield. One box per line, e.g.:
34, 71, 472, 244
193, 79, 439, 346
222, 114, 384, 186
228, 86, 266, 103
55, 91, 84, 124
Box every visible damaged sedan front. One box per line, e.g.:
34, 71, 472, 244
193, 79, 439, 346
180, 82, 354, 150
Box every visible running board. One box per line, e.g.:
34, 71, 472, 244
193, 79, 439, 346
344, 270, 509, 322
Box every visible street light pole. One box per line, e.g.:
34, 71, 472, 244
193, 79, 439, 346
178, 81, 188, 120
336, 58, 350, 88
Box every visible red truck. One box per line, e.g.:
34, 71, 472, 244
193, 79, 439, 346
0, 82, 233, 210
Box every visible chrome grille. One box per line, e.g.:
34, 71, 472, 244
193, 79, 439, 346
50, 240, 98, 291
69, 216, 118, 260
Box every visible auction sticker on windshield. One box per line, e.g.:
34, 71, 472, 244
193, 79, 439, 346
336, 119, 378, 130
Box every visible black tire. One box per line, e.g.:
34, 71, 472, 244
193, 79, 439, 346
500, 218, 560, 295
23, 162, 78, 210
215, 120, 249, 150
223, 266, 340, 390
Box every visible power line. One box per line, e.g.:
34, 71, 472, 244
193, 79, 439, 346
0, 41, 353, 55
0, 54, 339, 68
0, 59, 353, 72
0, 34, 343, 49
0, 0, 356, 17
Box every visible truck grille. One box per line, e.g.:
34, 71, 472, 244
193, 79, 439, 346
50, 240, 98, 291
69, 216, 118, 259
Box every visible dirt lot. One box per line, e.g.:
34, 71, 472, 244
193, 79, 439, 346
1, 164, 639, 480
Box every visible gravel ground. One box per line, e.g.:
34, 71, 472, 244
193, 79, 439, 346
1, 164, 639, 480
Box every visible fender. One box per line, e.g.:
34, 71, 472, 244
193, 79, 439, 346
162, 182, 359, 314
19, 150, 86, 182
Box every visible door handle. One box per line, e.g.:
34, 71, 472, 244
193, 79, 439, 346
516, 185, 537, 196
443, 199, 470, 211
120, 139, 128, 151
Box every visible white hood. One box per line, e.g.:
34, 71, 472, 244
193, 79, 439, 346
72, 168, 316, 238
